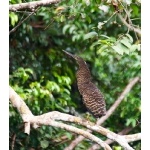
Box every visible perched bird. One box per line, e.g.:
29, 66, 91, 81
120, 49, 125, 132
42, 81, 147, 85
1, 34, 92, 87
63, 50, 106, 118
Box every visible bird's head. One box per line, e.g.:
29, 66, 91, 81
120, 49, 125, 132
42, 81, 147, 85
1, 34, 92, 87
63, 50, 87, 67
63, 50, 77, 59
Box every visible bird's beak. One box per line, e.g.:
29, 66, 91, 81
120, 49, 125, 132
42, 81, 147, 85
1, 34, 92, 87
62, 50, 76, 59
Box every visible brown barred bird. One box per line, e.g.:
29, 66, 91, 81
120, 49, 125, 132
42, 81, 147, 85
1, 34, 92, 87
63, 50, 106, 118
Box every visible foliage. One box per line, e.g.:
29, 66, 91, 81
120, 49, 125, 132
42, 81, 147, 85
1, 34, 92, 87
9, 0, 141, 149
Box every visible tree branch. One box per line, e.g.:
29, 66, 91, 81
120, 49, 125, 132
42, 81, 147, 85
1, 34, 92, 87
32, 117, 112, 150
9, 86, 111, 150
124, 133, 141, 143
97, 76, 140, 125
9, 0, 61, 12
88, 128, 141, 150
64, 77, 140, 150
11, 133, 16, 150
9, 86, 37, 134
9, 86, 137, 150
9, 86, 33, 118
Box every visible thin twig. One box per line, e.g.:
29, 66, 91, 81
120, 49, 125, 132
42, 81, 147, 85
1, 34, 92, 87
11, 133, 16, 150
9, 10, 36, 35
117, 13, 141, 35
97, 77, 140, 125
117, 0, 141, 37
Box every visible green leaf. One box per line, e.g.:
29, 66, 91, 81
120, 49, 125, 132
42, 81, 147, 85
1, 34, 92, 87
65, 132, 72, 140
60, 15, 66, 22
131, 4, 139, 16
126, 118, 137, 127
130, 44, 141, 52
81, 13, 86, 18
40, 140, 49, 148
72, 34, 82, 42
46, 81, 60, 92
97, 45, 109, 54
83, 31, 98, 40
125, 34, 133, 43
112, 43, 124, 55
9, 12, 18, 26
120, 37, 132, 48
62, 24, 71, 34
86, 16, 91, 23
69, 25, 77, 34
113, 146, 122, 150
112, 40, 130, 55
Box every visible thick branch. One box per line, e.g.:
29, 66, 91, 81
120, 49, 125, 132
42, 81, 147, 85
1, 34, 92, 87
124, 133, 141, 143
9, 86, 110, 149
21, 110, 137, 150
9, 0, 61, 12
64, 77, 140, 150
9, 86, 137, 150
31, 116, 112, 150
9, 86, 37, 134
88, 127, 141, 150
9, 86, 33, 118
88, 133, 141, 150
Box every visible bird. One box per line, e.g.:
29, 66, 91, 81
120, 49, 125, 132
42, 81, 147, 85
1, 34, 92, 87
63, 50, 106, 118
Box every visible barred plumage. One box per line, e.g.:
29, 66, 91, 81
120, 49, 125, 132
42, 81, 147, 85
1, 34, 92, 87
63, 50, 106, 118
